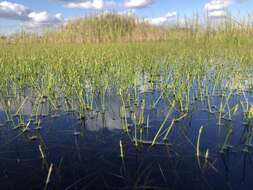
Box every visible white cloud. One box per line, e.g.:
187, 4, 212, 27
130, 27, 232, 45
204, 0, 230, 12
0, 1, 63, 27
146, 11, 177, 26
125, 0, 154, 9
204, 0, 229, 18
0, 1, 30, 20
208, 10, 226, 18
64, 0, 116, 10
27, 12, 63, 28
204, 0, 248, 18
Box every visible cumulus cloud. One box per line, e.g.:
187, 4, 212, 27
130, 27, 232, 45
0, 1, 30, 20
146, 11, 177, 26
204, 0, 230, 12
204, 0, 229, 18
65, 0, 103, 9
57, 0, 116, 10
27, 12, 63, 28
204, 0, 248, 18
0, 1, 63, 27
208, 10, 227, 18
125, 0, 154, 9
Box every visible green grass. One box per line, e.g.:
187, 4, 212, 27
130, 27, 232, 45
0, 36, 252, 107
0, 16, 253, 151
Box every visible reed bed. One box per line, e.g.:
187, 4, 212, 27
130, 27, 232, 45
0, 14, 253, 152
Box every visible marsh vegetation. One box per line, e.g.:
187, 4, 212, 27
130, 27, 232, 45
0, 14, 253, 189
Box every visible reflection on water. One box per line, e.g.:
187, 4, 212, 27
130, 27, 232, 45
0, 72, 253, 189
0, 91, 253, 190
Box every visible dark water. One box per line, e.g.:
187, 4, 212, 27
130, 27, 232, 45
0, 92, 253, 190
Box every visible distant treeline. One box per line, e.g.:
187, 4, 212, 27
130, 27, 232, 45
1, 13, 253, 44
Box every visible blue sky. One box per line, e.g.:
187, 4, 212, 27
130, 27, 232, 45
0, 0, 252, 34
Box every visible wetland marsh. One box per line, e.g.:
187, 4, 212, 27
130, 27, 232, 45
1, 16, 253, 190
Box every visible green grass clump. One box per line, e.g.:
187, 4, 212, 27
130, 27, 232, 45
47, 13, 170, 43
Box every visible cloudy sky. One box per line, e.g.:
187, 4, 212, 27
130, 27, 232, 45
0, 0, 252, 34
